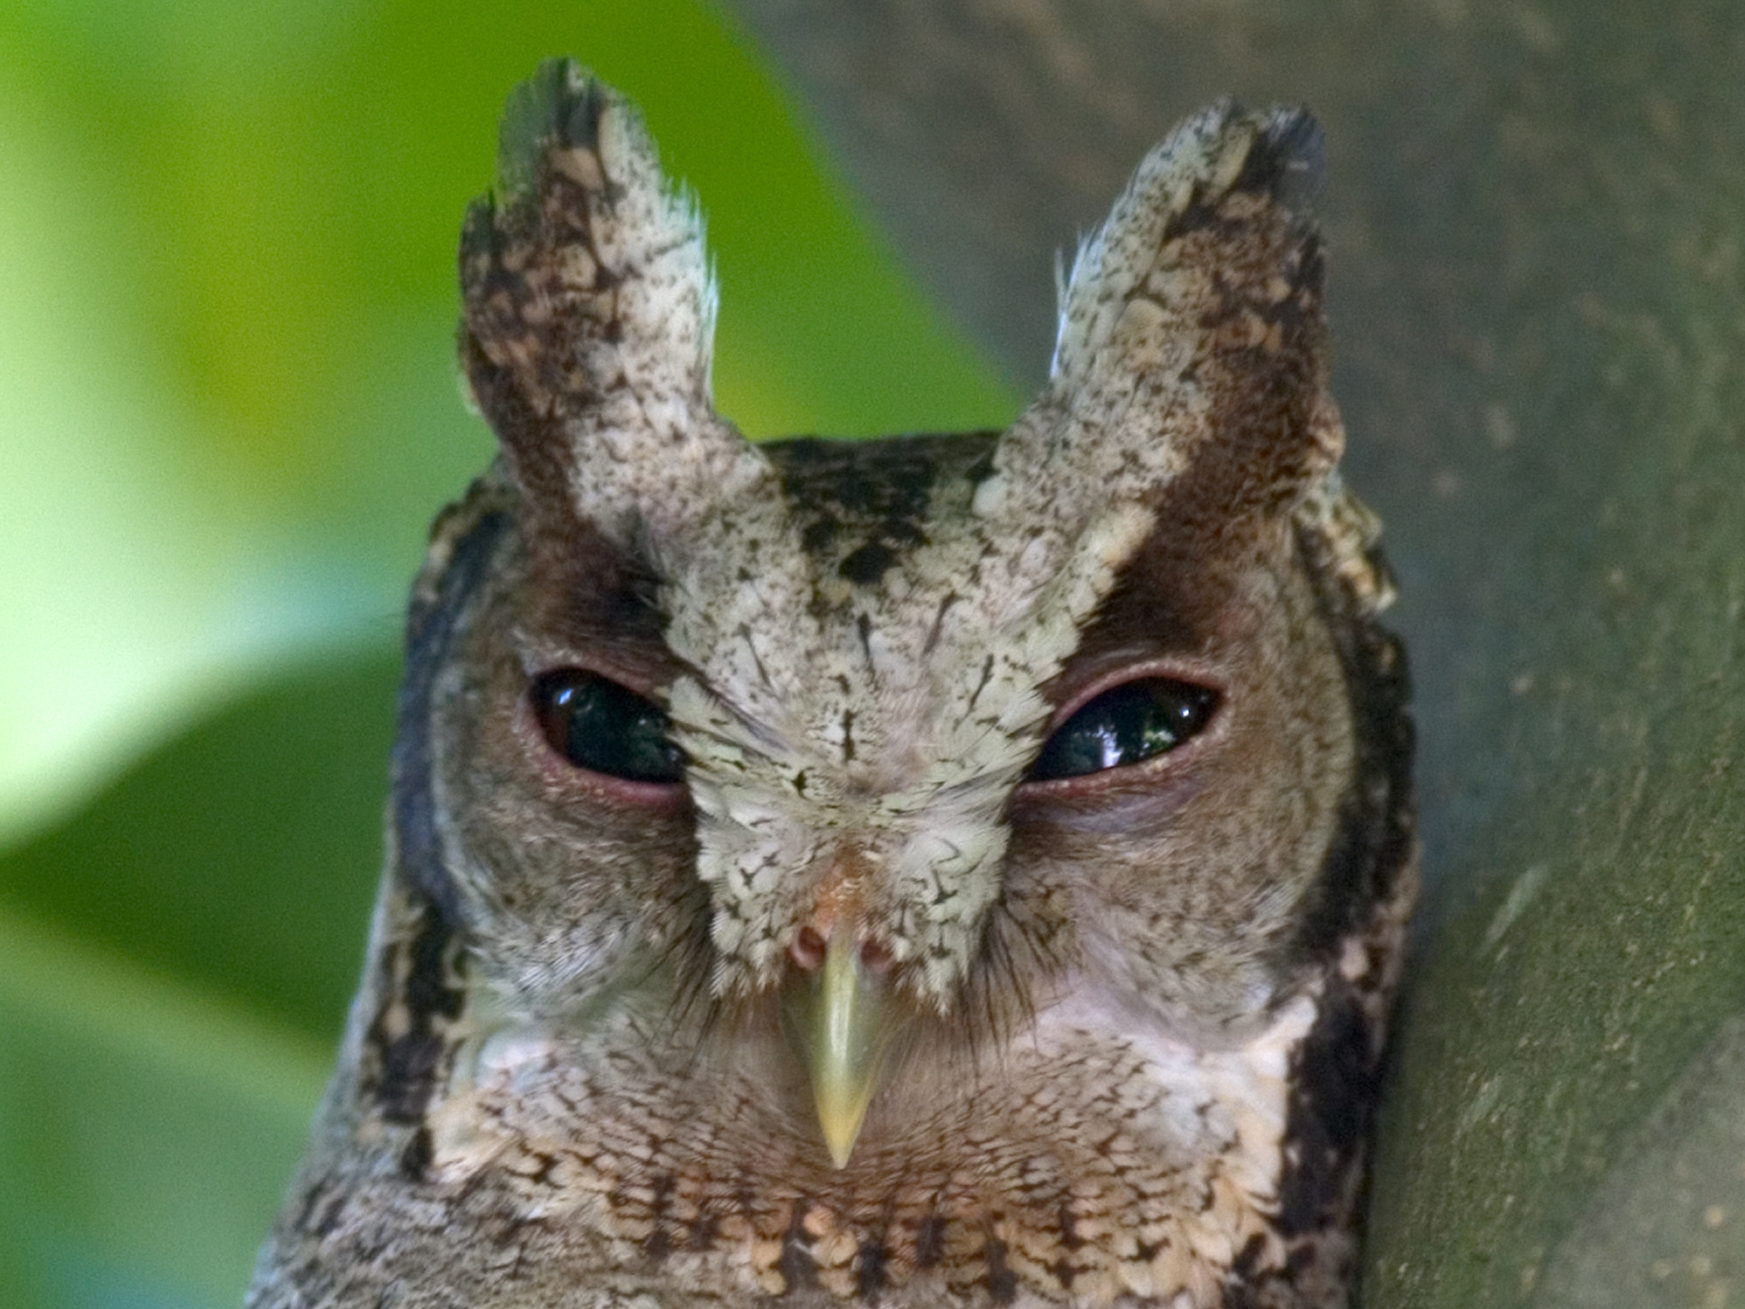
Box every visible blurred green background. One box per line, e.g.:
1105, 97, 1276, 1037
0, 3, 1016, 1306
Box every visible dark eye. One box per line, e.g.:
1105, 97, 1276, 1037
531, 669, 686, 784
1029, 678, 1219, 782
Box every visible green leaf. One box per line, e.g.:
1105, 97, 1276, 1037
0, 907, 329, 1309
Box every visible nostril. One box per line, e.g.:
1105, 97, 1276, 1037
858, 938, 894, 974
791, 925, 828, 971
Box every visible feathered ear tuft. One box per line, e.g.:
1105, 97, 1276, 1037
458, 60, 754, 552
1012, 101, 1339, 538
1050, 100, 1326, 387
493, 59, 613, 201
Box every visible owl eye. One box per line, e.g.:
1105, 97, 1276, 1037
530, 669, 687, 784
1029, 678, 1219, 782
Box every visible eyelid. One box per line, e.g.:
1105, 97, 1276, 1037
1045, 657, 1228, 729
512, 629, 673, 702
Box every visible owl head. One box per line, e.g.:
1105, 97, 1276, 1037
402, 59, 1405, 1168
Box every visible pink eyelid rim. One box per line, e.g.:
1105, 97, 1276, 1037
1018, 657, 1228, 794
518, 665, 690, 805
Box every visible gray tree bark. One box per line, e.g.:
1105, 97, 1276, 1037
721, 2, 1745, 1304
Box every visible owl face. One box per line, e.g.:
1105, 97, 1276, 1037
250, 60, 1415, 1309
430, 429, 1356, 1040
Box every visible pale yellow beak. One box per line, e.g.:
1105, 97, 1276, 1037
784, 931, 906, 1168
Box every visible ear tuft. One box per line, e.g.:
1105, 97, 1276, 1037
494, 58, 612, 202
458, 61, 760, 554
460, 60, 716, 428
1235, 105, 1325, 216
1051, 99, 1324, 388
1019, 100, 1340, 541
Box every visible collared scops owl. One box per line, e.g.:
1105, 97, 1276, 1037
248, 58, 1416, 1309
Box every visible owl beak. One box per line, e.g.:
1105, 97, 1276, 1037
784, 929, 904, 1169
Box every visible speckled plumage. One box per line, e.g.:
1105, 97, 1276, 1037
248, 60, 1416, 1309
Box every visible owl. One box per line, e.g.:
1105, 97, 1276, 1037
248, 59, 1415, 1309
